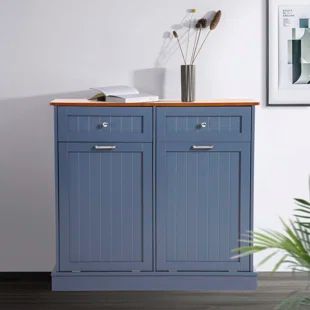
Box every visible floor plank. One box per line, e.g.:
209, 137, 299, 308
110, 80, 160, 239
0, 273, 309, 310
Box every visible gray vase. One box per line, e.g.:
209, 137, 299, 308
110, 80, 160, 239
181, 65, 196, 102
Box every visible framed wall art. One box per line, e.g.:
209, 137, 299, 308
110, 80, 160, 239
268, 0, 310, 106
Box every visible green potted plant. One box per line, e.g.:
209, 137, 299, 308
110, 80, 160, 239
233, 198, 310, 309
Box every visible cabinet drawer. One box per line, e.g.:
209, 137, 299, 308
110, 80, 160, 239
58, 107, 152, 142
157, 107, 252, 142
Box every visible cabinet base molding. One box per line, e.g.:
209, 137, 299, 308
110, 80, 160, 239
52, 272, 257, 291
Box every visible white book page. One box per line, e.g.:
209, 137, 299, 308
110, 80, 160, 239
91, 85, 139, 96
108, 93, 158, 99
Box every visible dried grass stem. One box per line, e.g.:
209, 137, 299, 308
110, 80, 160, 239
173, 31, 186, 64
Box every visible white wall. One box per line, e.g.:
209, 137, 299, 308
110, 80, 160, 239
0, 0, 309, 271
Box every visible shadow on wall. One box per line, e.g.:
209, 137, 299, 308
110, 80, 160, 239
0, 89, 94, 204
155, 9, 215, 67
0, 90, 97, 271
138, 9, 215, 99
132, 68, 166, 99
0, 89, 94, 153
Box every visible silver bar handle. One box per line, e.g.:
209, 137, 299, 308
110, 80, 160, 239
191, 145, 214, 151
94, 145, 116, 150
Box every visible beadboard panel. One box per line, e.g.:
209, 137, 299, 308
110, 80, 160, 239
58, 107, 152, 142
156, 142, 251, 272
58, 143, 153, 271
67, 115, 143, 133
166, 115, 241, 134
157, 107, 251, 142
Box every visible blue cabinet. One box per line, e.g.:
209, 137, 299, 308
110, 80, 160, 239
52, 104, 256, 291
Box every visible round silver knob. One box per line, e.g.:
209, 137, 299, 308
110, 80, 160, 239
200, 122, 207, 128
102, 122, 109, 128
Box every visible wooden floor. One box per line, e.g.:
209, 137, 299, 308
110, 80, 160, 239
0, 273, 309, 310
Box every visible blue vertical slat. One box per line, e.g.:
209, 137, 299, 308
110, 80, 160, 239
186, 152, 199, 261
208, 152, 219, 262
68, 152, 80, 262
100, 153, 112, 262
53, 107, 60, 271
218, 152, 231, 260
239, 141, 252, 271
132, 152, 143, 261
197, 152, 208, 261
89, 153, 101, 261
142, 144, 153, 268
58, 143, 70, 270
111, 152, 122, 260
249, 106, 255, 272
166, 152, 177, 261
121, 152, 134, 261
229, 152, 241, 262
79, 153, 91, 262
176, 152, 187, 261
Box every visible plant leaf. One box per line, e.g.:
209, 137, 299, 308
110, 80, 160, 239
295, 198, 310, 206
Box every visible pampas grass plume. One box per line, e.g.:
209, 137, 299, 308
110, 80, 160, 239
195, 18, 207, 29
210, 10, 221, 30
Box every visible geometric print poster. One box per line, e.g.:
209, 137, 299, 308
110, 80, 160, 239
268, 0, 310, 106
279, 6, 310, 88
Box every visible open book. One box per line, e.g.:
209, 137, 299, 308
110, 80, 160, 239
89, 85, 159, 103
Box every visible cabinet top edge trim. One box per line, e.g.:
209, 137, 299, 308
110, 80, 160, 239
50, 99, 259, 107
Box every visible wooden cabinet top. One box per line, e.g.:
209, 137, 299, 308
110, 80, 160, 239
50, 99, 259, 107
